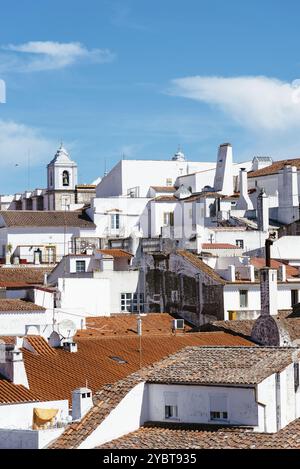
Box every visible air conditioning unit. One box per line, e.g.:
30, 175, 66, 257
172, 319, 185, 330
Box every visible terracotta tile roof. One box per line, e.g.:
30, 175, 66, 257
201, 243, 240, 250
0, 266, 52, 288
204, 312, 300, 342
250, 258, 299, 278
24, 336, 57, 356
0, 210, 95, 228
248, 158, 300, 178
0, 379, 39, 404
50, 373, 144, 449
150, 186, 176, 192
49, 336, 254, 449
97, 249, 133, 258
0, 299, 45, 312
77, 313, 192, 338
23, 333, 253, 404
154, 196, 177, 202
177, 250, 226, 285
145, 346, 297, 386
98, 419, 300, 449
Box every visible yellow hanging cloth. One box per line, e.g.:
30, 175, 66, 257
33, 408, 58, 429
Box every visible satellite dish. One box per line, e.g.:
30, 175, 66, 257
58, 320, 77, 339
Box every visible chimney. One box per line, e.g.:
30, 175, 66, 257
72, 387, 93, 421
278, 165, 299, 224
257, 188, 269, 232
62, 339, 78, 353
227, 265, 236, 282
236, 168, 254, 211
43, 273, 48, 286
0, 344, 29, 388
213, 143, 234, 196
265, 238, 273, 267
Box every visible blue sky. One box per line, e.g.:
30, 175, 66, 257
1, 0, 300, 193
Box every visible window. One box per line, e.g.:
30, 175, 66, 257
236, 239, 244, 249
121, 293, 144, 312
189, 209, 193, 219
171, 290, 179, 302
239, 290, 248, 308
50, 171, 53, 187
111, 213, 120, 230
210, 411, 228, 420
166, 178, 173, 187
62, 170, 70, 186
163, 212, 174, 226
209, 395, 228, 421
291, 290, 299, 306
76, 260, 86, 273
165, 405, 178, 419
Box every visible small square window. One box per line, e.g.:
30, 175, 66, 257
236, 239, 244, 249
210, 411, 228, 421
76, 260, 86, 273
165, 405, 178, 419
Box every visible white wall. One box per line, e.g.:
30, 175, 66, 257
58, 277, 110, 317
148, 383, 258, 427
78, 382, 148, 449
0, 309, 53, 335
213, 230, 268, 254
5, 227, 84, 263
271, 237, 300, 263
91, 197, 149, 238
0, 399, 68, 430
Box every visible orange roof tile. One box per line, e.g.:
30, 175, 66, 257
0, 379, 39, 404
78, 313, 192, 338
248, 158, 300, 178
250, 258, 299, 278
22, 332, 253, 403
202, 243, 240, 250
98, 249, 133, 258
0, 299, 45, 312
24, 336, 57, 356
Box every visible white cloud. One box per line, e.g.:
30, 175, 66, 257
170, 76, 300, 132
0, 119, 55, 167
0, 41, 115, 72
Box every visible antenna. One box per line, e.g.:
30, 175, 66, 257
104, 158, 108, 177
27, 150, 31, 189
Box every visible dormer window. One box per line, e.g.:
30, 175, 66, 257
62, 170, 70, 186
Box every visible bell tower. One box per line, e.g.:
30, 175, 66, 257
46, 144, 78, 210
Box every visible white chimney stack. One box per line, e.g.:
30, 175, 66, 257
278, 165, 299, 224
213, 143, 234, 196
236, 168, 254, 211
0, 344, 29, 388
72, 387, 93, 421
